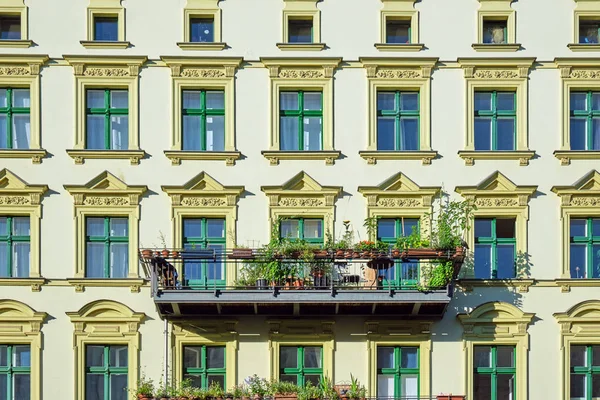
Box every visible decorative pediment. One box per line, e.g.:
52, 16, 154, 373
554, 300, 600, 336
64, 171, 147, 206
457, 302, 534, 338
552, 170, 600, 207
360, 57, 438, 80
456, 171, 536, 208
261, 172, 341, 207
162, 172, 244, 208
0, 300, 47, 334
261, 58, 342, 79
458, 57, 536, 80
161, 56, 243, 79
0, 169, 47, 206
63, 55, 147, 77
66, 300, 145, 335
358, 172, 440, 209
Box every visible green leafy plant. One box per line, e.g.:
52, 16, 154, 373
354, 240, 388, 252
134, 375, 155, 397
318, 376, 338, 400
347, 374, 366, 400
245, 375, 269, 398
231, 384, 250, 399
269, 380, 300, 396
427, 192, 476, 250
418, 261, 454, 291
297, 382, 320, 400
363, 216, 379, 240
395, 225, 430, 250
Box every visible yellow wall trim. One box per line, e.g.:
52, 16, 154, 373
86, 0, 126, 45
180, 0, 225, 47
475, 0, 518, 48
377, 0, 420, 49
281, 0, 323, 45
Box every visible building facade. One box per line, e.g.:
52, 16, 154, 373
1, 0, 600, 399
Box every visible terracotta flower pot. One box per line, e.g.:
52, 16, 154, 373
161, 249, 170, 257
335, 249, 344, 258
141, 249, 153, 259
171, 250, 179, 257
137, 395, 153, 400
392, 249, 401, 258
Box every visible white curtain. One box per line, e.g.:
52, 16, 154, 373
110, 243, 128, 278
12, 242, 30, 278
110, 116, 128, 150
377, 375, 394, 399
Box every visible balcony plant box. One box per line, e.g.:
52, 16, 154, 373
231, 248, 254, 259
436, 395, 465, 400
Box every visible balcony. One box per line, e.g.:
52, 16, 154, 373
140, 247, 465, 319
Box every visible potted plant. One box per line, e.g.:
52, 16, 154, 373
134, 375, 155, 400
231, 246, 254, 259
436, 395, 465, 400
141, 248, 153, 259
318, 376, 339, 400
346, 375, 366, 400
245, 375, 268, 400
208, 381, 225, 400
270, 380, 299, 400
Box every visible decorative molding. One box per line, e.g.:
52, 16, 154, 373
358, 150, 437, 165
457, 150, 535, 166
261, 150, 340, 165
164, 150, 241, 166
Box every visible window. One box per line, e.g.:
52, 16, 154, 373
482, 18, 507, 44
86, 89, 128, 151
570, 91, 600, 151
182, 90, 225, 151
580, 19, 600, 44
279, 346, 322, 386
182, 218, 225, 288
93, 16, 118, 41
280, 218, 323, 243
377, 346, 419, 399
0, 344, 30, 400
0, 15, 20, 40
474, 218, 516, 279
474, 91, 516, 151
279, 91, 323, 151
473, 346, 516, 400
85, 345, 128, 400
190, 17, 214, 43
377, 218, 419, 287
386, 18, 410, 44
183, 346, 225, 389
0, 88, 30, 149
86, 217, 128, 279
0, 217, 29, 278
570, 345, 600, 400
288, 18, 313, 43
377, 91, 419, 151
569, 218, 600, 279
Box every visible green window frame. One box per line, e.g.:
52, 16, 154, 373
182, 218, 226, 288
279, 346, 323, 386
474, 218, 516, 279
0, 216, 30, 278
279, 218, 324, 244
376, 91, 420, 151
474, 91, 516, 151
181, 90, 225, 151
0, 88, 30, 150
569, 218, 600, 279
85, 217, 129, 278
569, 91, 600, 151
376, 346, 420, 398
570, 345, 600, 400
473, 345, 516, 400
0, 344, 31, 400
279, 91, 323, 151
182, 345, 226, 389
85, 345, 128, 400
377, 218, 420, 288
85, 89, 128, 150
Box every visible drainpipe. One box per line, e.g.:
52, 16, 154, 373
164, 319, 169, 386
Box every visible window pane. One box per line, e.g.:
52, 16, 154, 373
594, 219, 600, 236
110, 374, 128, 400
593, 93, 600, 110
0, 89, 6, 107
0, 217, 6, 235
12, 217, 29, 236
377, 116, 395, 150
0, 16, 21, 40
280, 92, 299, 110
110, 243, 129, 278
86, 115, 106, 149
378, 220, 396, 239
303, 219, 323, 239
474, 374, 492, 400
279, 375, 297, 384
305, 375, 321, 386
571, 374, 586, 399
496, 218, 515, 238
280, 347, 298, 369
207, 347, 225, 369
475, 244, 492, 279
94, 17, 118, 41
403, 219, 419, 236
87, 90, 105, 109
377, 92, 395, 111
110, 218, 128, 237
497, 347, 514, 368
13, 345, 30, 367
401, 347, 418, 369
184, 219, 203, 238
571, 93, 588, 111
12, 242, 30, 278
401, 93, 418, 111
580, 22, 600, 44
191, 18, 214, 42
593, 244, 600, 278
304, 347, 322, 368
474, 117, 492, 150
0, 114, 6, 149
110, 115, 128, 150
288, 20, 312, 43
86, 346, 105, 367
475, 219, 493, 238
399, 117, 418, 150
0, 345, 6, 365
86, 374, 105, 400
496, 93, 515, 111
183, 91, 201, 109
377, 375, 394, 398
593, 374, 600, 398
86, 243, 106, 278
483, 20, 506, 44
280, 116, 299, 151
474, 346, 491, 368
400, 375, 418, 399
304, 117, 322, 151
110, 91, 128, 109
570, 118, 587, 150
206, 219, 225, 238
280, 220, 299, 239
475, 93, 492, 111
208, 375, 225, 389
12, 114, 30, 149
377, 347, 394, 369
497, 374, 515, 400
206, 91, 224, 110
593, 118, 600, 151
183, 115, 201, 150
571, 219, 588, 237
184, 374, 203, 388
497, 244, 515, 279
184, 346, 201, 368
206, 115, 225, 151
304, 92, 322, 111
14, 374, 30, 400
497, 118, 515, 150
0, 376, 5, 400
87, 218, 105, 237
386, 20, 410, 43
12, 89, 30, 108
110, 346, 128, 367
571, 345, 587, 367
593, 346, 600, 366
570, 244, 587, 278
